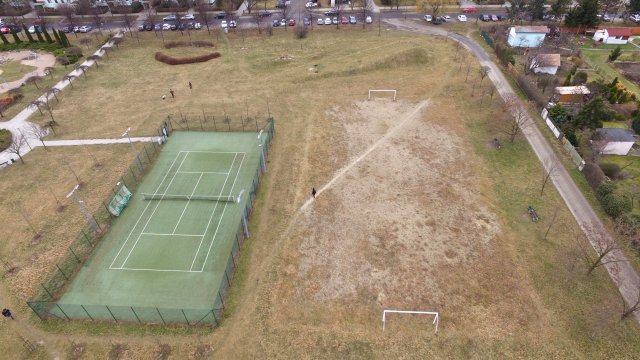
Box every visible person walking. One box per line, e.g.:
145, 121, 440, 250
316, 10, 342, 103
2, 308, 14, 320
169, 89, 175, 98
188, 81, 192, 90
311, 188, 317, 198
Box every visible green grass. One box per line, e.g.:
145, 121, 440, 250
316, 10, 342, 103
603, 121, 629, 128
0, 128, 11, 151
582, 39, 639, 50
0, 60, 37, 83
582, 49, 640, 95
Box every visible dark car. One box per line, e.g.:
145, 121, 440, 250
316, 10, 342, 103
259, 11, 272, 17
145, 24, 153, 31
324, 9, 338, 16
61, 25, 74, 33
177, 22, 186, 31
272, 19, 280, 27
170, 24, 178, 31
432, 16, 443, 25
480, 14, 490, 22
214, 12, 226, 19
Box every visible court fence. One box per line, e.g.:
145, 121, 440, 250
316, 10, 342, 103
26, 118, 276, 327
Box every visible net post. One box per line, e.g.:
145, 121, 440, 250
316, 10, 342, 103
55, 264, 68, 280
106, 305, 118, 322
131, 307, 142, 323
144, 145, 151, 163
80, 305, 94, 321
181, 309, 190, 325
81, 229, 93, 247
156, 307, 166, 325
55, 303, 71, 320
225, 269, 231, 287
213, 116, 217, 131
212, 308, 218, 326
69, 247, 80, 263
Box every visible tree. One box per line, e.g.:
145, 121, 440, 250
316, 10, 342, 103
575, 225, 626, 275
245, 0, 258, 14
87, 54, 102, 67
32, 98, 56, 124
540, 157, 560, 195
63, 74, 77, 87
75, 64, 89, 77
564, 0, 600, 27
527, 0, 546, 20
498, 96, 533, 143
43, 67, 55, 79
25, 75, 42, 89
608, 46, 623, 62
548, 104, 569, 127
44, 87, 60, 103
27, 122, 48, 149
630, 0, 640, 14
621, 287, 640, 320
550, 0, 571, 17
29, 100, 43, 116
58, 4, 77, 29
90, 7, 104, 35
359, 0, 373, 30
80, 37, 93, 49
417, 0, 451, 18
5, 130, 26, 164
507, 0, 528, 22
537, 75, 553, 93
196, 0, 213, 34
601, 0, 623, 16
252, 11, 264, 34
575, 97, 613, 130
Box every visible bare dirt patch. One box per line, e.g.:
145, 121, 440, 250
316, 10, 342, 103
294, 98, 501, 308
0, 51, 55, 94
614, 62, 640, 87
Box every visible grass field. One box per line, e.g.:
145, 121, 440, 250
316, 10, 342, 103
0, 26, 639, 358
0, 60, 37, 83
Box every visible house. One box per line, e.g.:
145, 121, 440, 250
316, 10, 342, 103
553, 86, 591, 105
592, 128, 636, 156
507, 26, 549, 48
530, 54, 561, 75
593, 28, 632, 44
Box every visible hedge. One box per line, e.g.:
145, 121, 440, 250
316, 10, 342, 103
0, 129, 11, 152
154, 51, 221, 65
582, 161, 606, 190
164, 41, 215, 49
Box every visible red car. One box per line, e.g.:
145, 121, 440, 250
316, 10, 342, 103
288, 18, 296, 26
462, 7, 477, 13
341, 16, 348, 24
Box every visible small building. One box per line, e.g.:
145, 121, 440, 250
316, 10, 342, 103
507, 26, 550, 48
592, 128, 636, 156
553, 86, 591, 105
530, 54, 561, 75
593, 28, 632, 45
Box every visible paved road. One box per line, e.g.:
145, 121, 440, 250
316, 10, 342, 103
387, 18, 640, 322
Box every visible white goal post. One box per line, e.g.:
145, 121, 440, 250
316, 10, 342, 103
368, 89, 397, 101
382, 310, 439, 334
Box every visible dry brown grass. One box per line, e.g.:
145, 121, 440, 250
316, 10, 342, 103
0, 27, 639, 359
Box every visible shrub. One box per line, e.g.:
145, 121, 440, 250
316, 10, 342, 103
572, 71, 588, 85
599, 162, 621, 178
582, 161, 606, 190
516, 74, 548, 110
164, 41, 215, 49
600, 193, 630, 218
0, 129, 11, 152
154, 51, 221, 65
294, 25, 309, 39
632, 115, 640, 134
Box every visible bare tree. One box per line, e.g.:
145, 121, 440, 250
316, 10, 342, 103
120, 6, 136, 39
246, 0, 259, 14
44, 87, 60, 103
112, 37, 123, 48
75, 64, 89, 77
196, 0, 213, 34
479, 66, 490, 85
80, 37, 93, 49
100, 45, 112, 57
43, 66, 55, 79
25, 75, 42, 89
87, 54, 102, 67
29, 100, 43, 115
499, 95, 532, 143
359, 0, 372, 29
540, 157, 559, 195
576, 226, 626, 275
58, 4, 77, 30
90, 7, 104, 34
27, 122, 48, 149
621, 287, 640, 320
543, 207, 559, 240
32, 99, 56, 124
5, 130, 26, 163
63, 74, 77, 88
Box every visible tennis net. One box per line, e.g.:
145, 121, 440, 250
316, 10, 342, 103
141, 193, 237, 202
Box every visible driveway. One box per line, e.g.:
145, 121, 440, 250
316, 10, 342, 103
386, 18, 640, 321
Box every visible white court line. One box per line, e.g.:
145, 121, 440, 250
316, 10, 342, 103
113, 267, 201, 273
199, 153, 245, 272
117, 153, 191, 269
142, 233, 205, 237
183, 151, 245, 154
108, 151, 186, 269
188, 153, 238, 271
171, 172, 204, 234
178, 171, 229, 175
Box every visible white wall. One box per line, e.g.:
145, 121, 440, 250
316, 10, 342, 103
533, 66, 558, 75
603, 141, 634, 155
604, 37, 628, 45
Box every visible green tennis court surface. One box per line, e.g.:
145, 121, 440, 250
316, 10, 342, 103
54, 131, 265, 322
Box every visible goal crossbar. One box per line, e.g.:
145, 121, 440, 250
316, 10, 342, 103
382, 309, 439, 334
368, 89, 397, 101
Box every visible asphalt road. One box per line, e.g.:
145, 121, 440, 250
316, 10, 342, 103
387, 18, 640, 322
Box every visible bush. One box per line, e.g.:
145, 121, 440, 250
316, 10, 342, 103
294, 25, 309, 39
0, 129, 11, 152
154, 51, 221, 65
599, 162, 621, 178
164, 41, 215, 49
572, 71, 588, 85
516, 74, 548, 110
596, 182, 631, 218
582, 161, 606, 190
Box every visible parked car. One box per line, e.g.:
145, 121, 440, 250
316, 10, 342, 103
215, 12, 226, 19
288, 18, 295, 26
317, 17, 324, 25
155, 24, 162, 31
424, 14, 432, 22
303, 17, 311, 26
78, 25, 92, 33
480, 14, 490, 22
194, 22, 202, 29
457, 14, 467, 22
162, 23, 171, 30
0, 24, 19, 34
72, 26, 80, 33
341, 16, 348, 24
441, 15, 451, 22
280, 18, 286, 26
272, 19, 280, 27
28, 25, 43, 33
324, 17, 332, 25
181, 14, 195, 20
305, 1, 318, 8
365, 15, 373, 24
138, 24, 145, 31
332, 17, 338, 24
259, 11, 272, 17
163, 15, 177, 21
349, 15, 356, 24
170, 24, 178, 31
229, 20, 237, 28
144, 24, 153, 31
324, 8, 338, 16
542, 14, 556, 21
462, 7, 477, 12
432, 16, 443, 25
597, 14, 612, 22
221, 20, 228, 28
187, 22, 195, 29
631, 14, 640, 23
490, 14, 499, 21
61, 25, 74, 33
177, 22, 186, 31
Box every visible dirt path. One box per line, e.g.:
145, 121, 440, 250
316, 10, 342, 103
386, 18, 640, 322
0, 51, 56, 95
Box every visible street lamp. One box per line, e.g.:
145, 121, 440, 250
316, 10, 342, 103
67, 184, 100, 234
257, 129, 267, 173
123, 127, 143, 172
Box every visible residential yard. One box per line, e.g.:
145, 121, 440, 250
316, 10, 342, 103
1, 27, 639, 358
582, 49, 640, 94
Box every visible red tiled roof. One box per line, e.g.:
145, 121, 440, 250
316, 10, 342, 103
606, 28, 632, 37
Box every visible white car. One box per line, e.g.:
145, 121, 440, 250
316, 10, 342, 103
442, 15, 451, 22
229, 20, 237, 28
162, 23, 171, 30
324, 17, 331, 25
457, 14, 467, 22
221, 20, 228, 28
181, 14, 195, 20
424, 14, 432, 22
194, 22, 202, 29
332, 17, 338, 24
305, 2, 318, 8
163, 15, 177, 21
317, 17, 324, 25
78, 25, 92, 33
365, 16, 372, 24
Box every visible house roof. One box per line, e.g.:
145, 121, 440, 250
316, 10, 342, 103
554, 86, 590, 95
594, 128, 636, 143
534, 54, 561, 67
513, 26, 550, 34
606, 28, 632, 37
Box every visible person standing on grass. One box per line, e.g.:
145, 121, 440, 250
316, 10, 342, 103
312, 188, 316, 198
2, 308, 14, 320
188, 81, 192, 90
169, 89, 175, 98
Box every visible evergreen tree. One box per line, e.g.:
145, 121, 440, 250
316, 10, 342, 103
35, 29, 45, 43
564, 0, 600, 27
52, 29, 62, 45
0, 32, 8, 45
42, 26, 53, 44
575, 97, 613, 130
61, 31, 71, 47
528, 0, 546, 20
10, 28, 21, 44
23, 24, 35, 43
550, 0, 571, 17
630, 0, 640, 13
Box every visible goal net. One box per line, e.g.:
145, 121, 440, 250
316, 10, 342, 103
382, 310, 439, 334
368, 89, 397, 101
108, 184, 132, 216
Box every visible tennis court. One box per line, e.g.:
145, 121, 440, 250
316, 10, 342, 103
52, 130, 269, 323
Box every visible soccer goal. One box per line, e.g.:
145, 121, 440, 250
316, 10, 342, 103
368, 89, 397, 101
382, 309, 439, 334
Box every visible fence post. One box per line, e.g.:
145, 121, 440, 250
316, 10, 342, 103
241, 115, 245, 131
105, 305, 118, 322
26, 302, 44, 320
55, 303, 71, 320
181, 309, 190, 325
55, 264, 68, 280
225, 269, 231, 287
103, 201, 111, 216
213, 116, 217, 131
80, 305, 94, 321
212, 308, 218, 326
81, 229, 93, 247
218, 291, 225, 310
241, 210, 250, 239
68, 247, 80, 263
131, 307, 142, 324
130, 167, 137, 181
156, 307, 166, 325
255, 118, 258, 132
120, 176, 128, 192
40, 283, 54, 299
